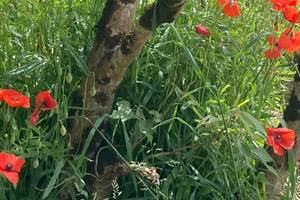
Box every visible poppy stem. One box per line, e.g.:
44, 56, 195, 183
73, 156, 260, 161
240, 59, 270, 99
215, 90, 244, 199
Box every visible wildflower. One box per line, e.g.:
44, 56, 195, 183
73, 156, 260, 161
223, 0, 240, 17
194, 25, 210, 37
217, 0, 229, 6
30, 90, 56, 125
217, 0, 240, 17
0, 152, 25, 184
282, 7, 300, 23
269, 0, 298, 11
34, 91, 56, 111
129, 162, 160, 185
278, 29, 300, 52
264, 35, 281, 59
266, 128, 296, 156
265, 48, 281, 59
0, 89, 30, 108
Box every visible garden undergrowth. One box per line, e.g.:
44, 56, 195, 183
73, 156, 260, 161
0, 0, 297, 199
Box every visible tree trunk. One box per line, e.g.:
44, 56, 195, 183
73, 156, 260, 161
68, 0, 187, 199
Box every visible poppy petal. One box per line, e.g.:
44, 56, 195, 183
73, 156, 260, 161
282, 7, 300, 23
30, 112, 39, 126
0, 153, 13, 170
35, 90, 56, 111
0, 89, 30, 108
12, 159, 26, 173
273, 142, 284, 156
0, 170, 19, 184
195, 25, 210, 37
264, 48, 281, 59
218, 0, 229, 6
223, 1, 240, 17
270, 0, 298, 11
29, 106, 41, 126
0, 153, 25, 173
0, 90, 3, 101
278, 33, 293, 49
278, 130, 296, 149
266, 128, 275, 146
266, 134, 274, 146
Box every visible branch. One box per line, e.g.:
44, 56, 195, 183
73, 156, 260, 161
140, 0, 187, 30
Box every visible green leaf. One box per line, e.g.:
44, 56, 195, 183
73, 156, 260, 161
253, 148, 277, 176
64, 43, 89, 75
110, 101, 136, 122
42, 159, 64, 199
77, 115, 107, 168
240, 111, 265, 137
288, 151, 296, 198
4, 60, 45, 78
253, 148, 273, 163
138, 119, 154, 143
122, 122, 132, 161
245, 32, 272, 49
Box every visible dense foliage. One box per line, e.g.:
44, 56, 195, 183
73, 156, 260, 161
0, 0, 297, 199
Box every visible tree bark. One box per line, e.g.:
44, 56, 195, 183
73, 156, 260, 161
68, 0, 187, 199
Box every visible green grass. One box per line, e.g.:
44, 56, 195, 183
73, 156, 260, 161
0, 0, 296, 199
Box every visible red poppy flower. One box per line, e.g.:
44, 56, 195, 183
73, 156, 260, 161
217, 0, 229, 6
0, 152, 25, 184
269, 0, 298, 11
266, 128, 296, 156
278, 29, 300, 52
223, 0, 240, 17
282, 7, 300, 23
30, 113, 39, 126
264, 35, 281, 59
194, 25, 210, 37
0, 89, 30, 108
265, 48, 281, 59
29, 90, 56, 125
35, 90, 57, 111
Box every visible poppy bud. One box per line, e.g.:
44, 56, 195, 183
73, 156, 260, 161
67, 139, 72, 148
33, 159, 39, 168
194, 25, 210, 37
64, 109, 68, 118
66, 72, 73, 83
89, 87, 97, 97
159, 71, 164, 80
60, 125, 67, 136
